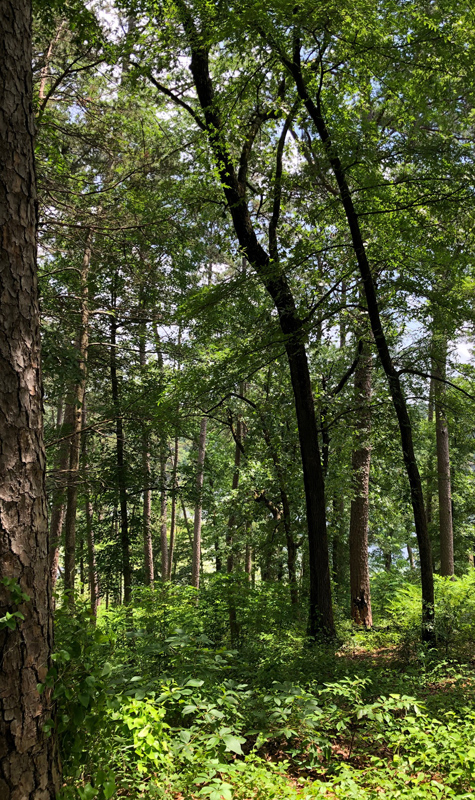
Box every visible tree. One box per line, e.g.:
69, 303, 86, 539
0, 1, 60, 795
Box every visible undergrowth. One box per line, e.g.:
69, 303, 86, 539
50, 574, 475, 799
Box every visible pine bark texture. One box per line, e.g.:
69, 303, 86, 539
349, 344, 372, 627
0, 2, 60, 794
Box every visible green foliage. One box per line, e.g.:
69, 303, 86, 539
54, 584, 475, 799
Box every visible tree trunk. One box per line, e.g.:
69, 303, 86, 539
349, 341, 372, 628
82, 401, 99, 617
434, 339, 454, 576
159, 442, 169, 580
139, 331, 154, 586
168, 434, 179, 580
227, 414, 243, 574
49, 401, 74, 587
0, 2, 61, 793
288, 55, 434, 636
110, 291, 131, 603
63, 233, 91, 601
180, 20, 334, 636
191, 417, 207, 588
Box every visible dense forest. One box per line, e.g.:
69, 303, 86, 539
2, 1, 475, 798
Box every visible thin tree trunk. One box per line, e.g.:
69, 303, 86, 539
0, 2, 60, 792
434, 339, 454, 575
49, 401, 74, 587
407, 545, 415, 570
191, 417, 207, 588
227, 414, 243, 574
63, 232, 91, 602
289, 55, 434, 636
110, 289, 131, 603
159, 443, 169, 580
168, 434, 179, 579
82, 401, 99, 617
139, 330, 154, 586
349, 341, 372, 628
245, 526, 252, 581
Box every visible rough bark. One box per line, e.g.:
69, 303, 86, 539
349, 342, 372, 628
433, 339, 454, 576
191, 417, 207, 589
176, 7, 334, 636
63, 233, 91, 601
286, 45, 434, 636
110, 292, 131, 603
0, 2, 61, 793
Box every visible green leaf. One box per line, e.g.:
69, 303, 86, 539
222, 734, 245, 754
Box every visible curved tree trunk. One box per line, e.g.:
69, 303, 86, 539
349, 341, 372, 628
177, 10, 334, 636
0, 2, 61, 793
287, 49, 434, 637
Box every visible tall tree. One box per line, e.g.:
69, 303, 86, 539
0, 1, 60, 794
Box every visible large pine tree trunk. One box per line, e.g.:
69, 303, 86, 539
63, 233, 91, 601
349, 341, 372, 627
191, 417, 207, 588
433, 339, 454, 576
0, 2, 60, 793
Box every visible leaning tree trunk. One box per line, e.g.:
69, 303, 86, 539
287, 50, 434, 637
178, 15, 334, 636
433, 338, 454, 576
191, 417, 207, 589
63, 232, 91, 602
349, 339, 372, 628
0, 2, 61, 793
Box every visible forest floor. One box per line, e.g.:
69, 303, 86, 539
55, 583, 475, 800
